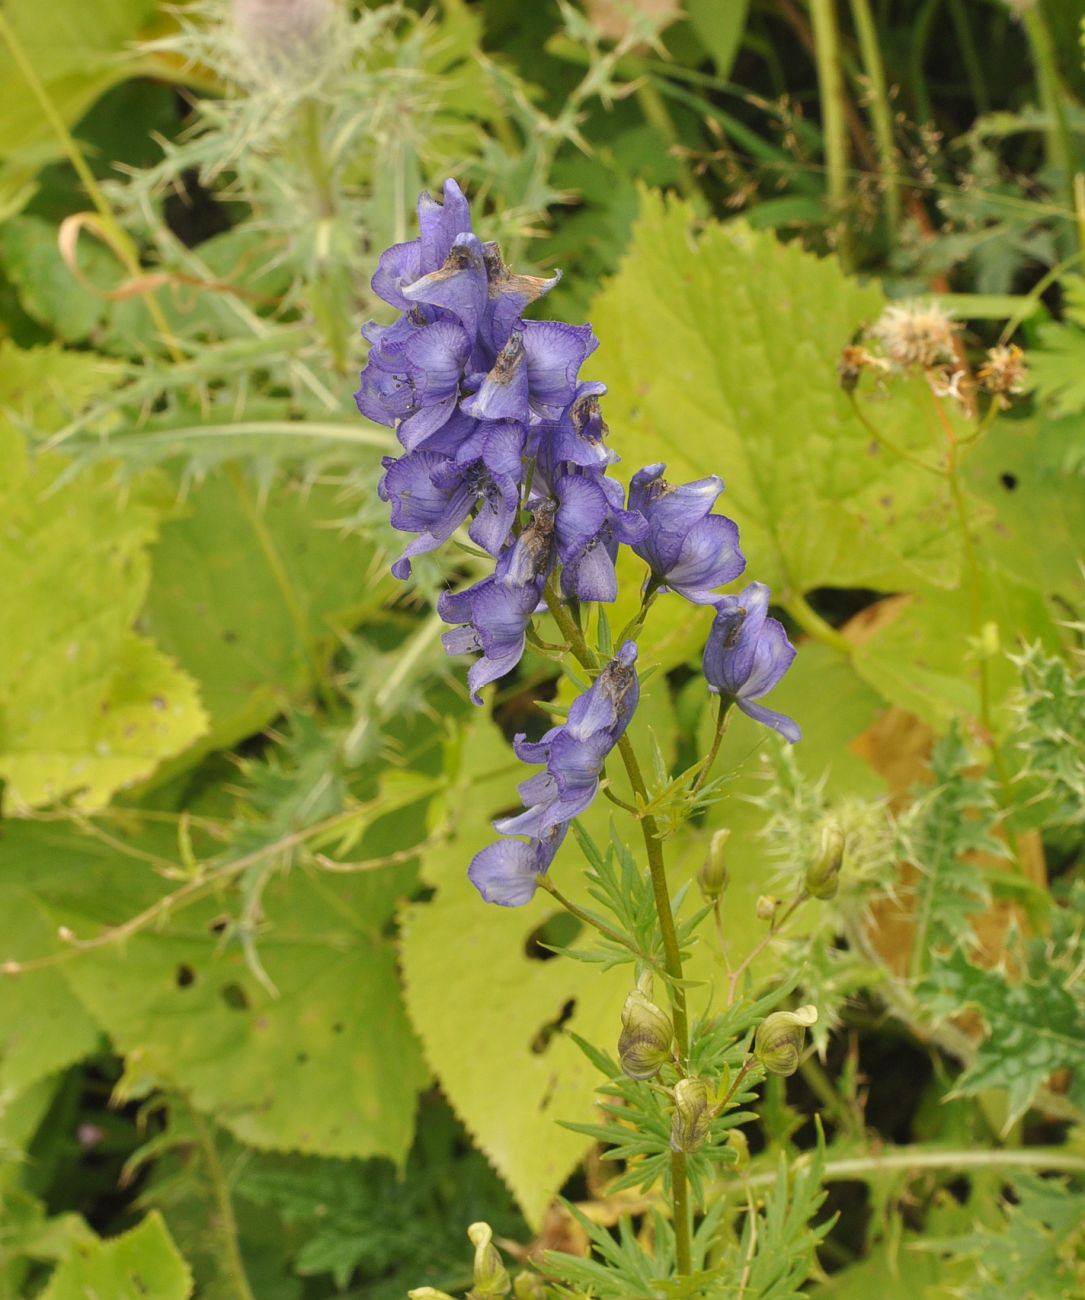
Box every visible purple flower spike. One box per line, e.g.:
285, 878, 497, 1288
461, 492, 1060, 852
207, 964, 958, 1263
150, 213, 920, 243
481, 242, 562, 355
494, 642, 640, 838
355, 318, 472, 447
371, 179, 471, 311
467, 823, 567, 906
628, 463, 745, 604
438, 506, 556, 703
702, 582, 800, 743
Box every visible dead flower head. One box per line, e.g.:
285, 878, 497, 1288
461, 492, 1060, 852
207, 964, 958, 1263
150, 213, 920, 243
977, 344, 1028, 408
868, 300, 959, 371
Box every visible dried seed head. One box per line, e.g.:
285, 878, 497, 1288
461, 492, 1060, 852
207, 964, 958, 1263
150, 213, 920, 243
231, 0, 337, 84
977, 344, 1028, 408
837, 343, 887, 393
869, 300, 958, 371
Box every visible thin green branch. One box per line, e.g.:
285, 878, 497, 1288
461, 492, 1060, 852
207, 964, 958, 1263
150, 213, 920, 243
810, 0, 851, 267
189, 1106, 257, 1300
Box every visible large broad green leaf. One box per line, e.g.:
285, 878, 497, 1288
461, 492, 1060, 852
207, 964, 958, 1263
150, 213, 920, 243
0, 0, 162, 165
587, 189, 960, 596
0, 428, 207, 810
0, 818, 429, 1166
143, 472, 396, 758
40, 1211, 192, 1300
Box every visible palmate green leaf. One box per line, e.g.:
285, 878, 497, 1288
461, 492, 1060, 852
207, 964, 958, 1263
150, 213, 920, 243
40, 1211, 192, 1300
1027, 277, 1085, 417
587, 188, 960, 596
0, 818, 429, 1166
919, 947, 1085, 1128
143, 472, 396, 760
0, 428, 207, 811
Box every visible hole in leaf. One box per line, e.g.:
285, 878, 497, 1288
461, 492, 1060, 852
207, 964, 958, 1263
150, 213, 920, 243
531, 998, 576, 1054
1000, 472, 1018, 491
332, 1022, 344, 1034
207, 916, 229, 935
220, 982, 250, 1011
524, 911, 583, 962
175, 964, 196, 988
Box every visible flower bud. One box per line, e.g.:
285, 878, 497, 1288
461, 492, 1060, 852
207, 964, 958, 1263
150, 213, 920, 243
513, 1272, 546, 1300
805, 822, 845, 900
669, 1077, 714, 1153
467, 1222, 510, 1298
755, 894, 780, 922
409, 1291, 456, 1300
754, 1006, 818, 1077
618, 978, 672, 1081
698, 828, 730, 901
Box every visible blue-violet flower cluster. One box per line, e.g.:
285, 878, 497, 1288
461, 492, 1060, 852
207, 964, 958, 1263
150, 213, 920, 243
357, 180, 801, 906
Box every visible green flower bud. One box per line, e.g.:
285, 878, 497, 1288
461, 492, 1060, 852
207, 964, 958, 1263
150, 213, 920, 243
756, 894, 781, 921
725, 1128, 749, 1171
805, 822, 845, 900
618, 980, 673, 1081
669, 1077, 715, 1153
754, 1006, 818, 1077
409, 1291, 456, 1300
467, 1222, 511, 1298
513, 1271, 546, 1300
698, 828, 731, 901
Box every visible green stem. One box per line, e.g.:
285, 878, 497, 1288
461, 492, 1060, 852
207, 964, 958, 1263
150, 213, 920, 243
670, 1149, 692, 1275
848, 0, 900, 240
536, 875, 645, 958
946, 0, 989, 115
635, 82, 699, 200
189, 1106, 257, 1300
1021, 6, 1075, 216
0, 11, 178, 355
810, 0, 851, 268
543, 583, 691, 1276
691, 697, 733, 798
783, 591, 853, 658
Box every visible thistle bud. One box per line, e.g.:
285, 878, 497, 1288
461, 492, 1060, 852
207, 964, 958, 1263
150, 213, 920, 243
754, 1006, 818, 1077
698, 828, 730, 901
618, 977, 672, 1081
805, 822, 845, 900
513, 1272, 546, 1300
755, 894, 780, 922
467, 1222, 510, 1298
669, 1077, 715, 1153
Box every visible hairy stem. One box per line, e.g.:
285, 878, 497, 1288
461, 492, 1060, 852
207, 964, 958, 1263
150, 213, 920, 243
691, 696, 733, 798
189, 1106, 257, 1300
537, 875, 647, 959
670, 1149, 692, 1274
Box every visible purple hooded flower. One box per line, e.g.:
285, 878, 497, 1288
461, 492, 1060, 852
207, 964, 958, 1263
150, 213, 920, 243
356, 317, 472, 448
553, 470, 648, 604
401, 232, 489, 342
702, 582, 800, 743
480, 242, 561, 357
494, 642, 640, 839
467, 822, 567, 907
462, 322, 599, 424
379, 420, 526, 579
438, 505, 556, 704
628, 463, 745, 604
371, 179, 472, 312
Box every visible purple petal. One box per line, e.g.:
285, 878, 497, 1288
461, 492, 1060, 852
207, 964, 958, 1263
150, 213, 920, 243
402, 233, 488, 340
741, 615, 797, 700
521, 321, 599, 417
461, 331, 530, 422
417, 179, 472, 272
555, 472, 610, 561
371, 240, 422, 311
738, 699, 801, 744
562, 538, 619, 603
467, 838, 545, 906
665, 514, 746, 603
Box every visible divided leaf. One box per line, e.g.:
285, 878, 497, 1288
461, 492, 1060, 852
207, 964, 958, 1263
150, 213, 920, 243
40, 1211, 193, 1300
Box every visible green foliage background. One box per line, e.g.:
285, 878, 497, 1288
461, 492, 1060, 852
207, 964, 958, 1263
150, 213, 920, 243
0, 0, 1084, 1296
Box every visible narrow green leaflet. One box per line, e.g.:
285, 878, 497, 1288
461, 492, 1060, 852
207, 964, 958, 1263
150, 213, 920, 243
919, 948, 1085, 1127
1026, 276, 1085, 417
0, 426, 207, 810
40, 1211, 192, 1300
587, 188, 960, 596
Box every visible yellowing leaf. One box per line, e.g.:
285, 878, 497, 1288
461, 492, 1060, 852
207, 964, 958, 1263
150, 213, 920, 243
41, 1211, 192, 1300
588, 189, 960, 597
0, 428, 207, 810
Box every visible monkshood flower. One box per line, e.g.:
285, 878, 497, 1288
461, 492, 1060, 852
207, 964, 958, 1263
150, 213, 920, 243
554, 469, 648, 604
468, 644, 640, 905
438, 505, 556, 704
628, 463, 745, 604
378, 420, 525, 578
529, 381, 618, 496
495, 642, 640, 839
702, 582, 800, 743
356, 317, 472, 449
462, 322, 599, 424
370, 179, 473, 314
